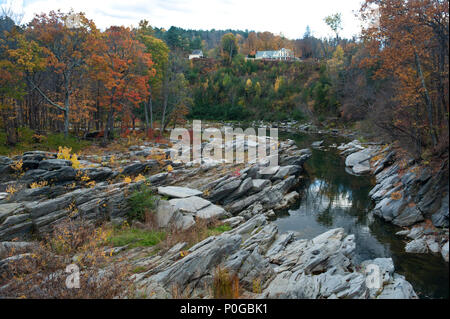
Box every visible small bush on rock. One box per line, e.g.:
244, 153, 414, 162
128, 184, 157, 222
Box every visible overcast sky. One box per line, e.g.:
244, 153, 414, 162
3, 0, 364, 39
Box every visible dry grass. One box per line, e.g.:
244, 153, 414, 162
212, 266, 240, 299
161, 218, 231, 252
0, 219, 134, 299
390, 191, 403, 200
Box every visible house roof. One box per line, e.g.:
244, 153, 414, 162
191, 50, 203, 55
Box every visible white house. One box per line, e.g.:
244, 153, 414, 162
189, 50, 204, 60
255, 48, 295, 61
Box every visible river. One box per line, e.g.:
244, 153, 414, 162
275, 131, 449, 299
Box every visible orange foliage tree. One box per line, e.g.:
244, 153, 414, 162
360, 0, 449, 155
89, 26, 154, 141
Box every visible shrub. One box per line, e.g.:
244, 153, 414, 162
127, 184, 157, 221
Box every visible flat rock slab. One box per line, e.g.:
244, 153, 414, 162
158, 186, 203, 198
169, 196, 211, 214
345, 148, 376, 168
259, 166, 280, 178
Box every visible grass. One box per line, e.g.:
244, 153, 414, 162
206, 224, 232, 237
107, 227, 166, 248
0, 127, 91, 156
132, 266, 147, 274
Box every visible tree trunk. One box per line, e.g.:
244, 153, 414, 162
414, 50, 438, 147
144, 95, 149, 132
0, 99, 18, 146
149, 95, 154, 129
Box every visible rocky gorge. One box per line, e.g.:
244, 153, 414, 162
0, 128, 438, 299
335, 139, 449, 263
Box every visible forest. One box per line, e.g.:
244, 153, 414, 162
0, 0, 448, 160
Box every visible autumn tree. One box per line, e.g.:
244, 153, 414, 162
136, 20, 169, 132
90, 26, 154, 142
18, 10, 98, 138
0, 15, 23, 145
324, 13, 343, 45
220, 33, 239, 65
361, 0, 449, 155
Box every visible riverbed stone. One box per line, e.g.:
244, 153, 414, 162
441, 242, 449, 262
405, 238, 428, 254
376, 274, 418, 299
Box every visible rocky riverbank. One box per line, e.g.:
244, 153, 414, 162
0, 135, 418, 299
335, 140, 449, 263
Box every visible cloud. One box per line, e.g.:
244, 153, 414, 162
15, 0, 364, 39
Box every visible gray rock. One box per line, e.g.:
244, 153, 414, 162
311, 141, 324, 147
259, 166, 280, 179
157, 186, 202, 198
1, 213, 30, 226
441, 242, 448, 262
0, 203, 25, 222
376, 274, 418, 299
208, 179, 241, 203
361, 258, 395, 286
393, 205, 424, 227
38, 159, 72, 170
251, 179, 271, 193
222, 216, 244, 228
425, 237, 440, 254
352, 163, 371, 175
272, 165, 302, 180
142, 234, 242, 295
0, 241, 34, 256
407, 227, 424, 239
431, 195, 449, 228
122, 160, 158, 176
395, 230, 410, 237
81, 167, 114, 181
196, 204, 228, 220
0, 221, 33, 241
169, 196, 211, 214
223, 178, 253, 204
148, 173, 168, 184
155, 200, 178, 228
174, 214, 195, 231
405, 238, 428, 254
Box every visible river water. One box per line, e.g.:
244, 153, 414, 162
275, 131, 449, 299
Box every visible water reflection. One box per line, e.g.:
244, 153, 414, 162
275, 132, 449, 299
